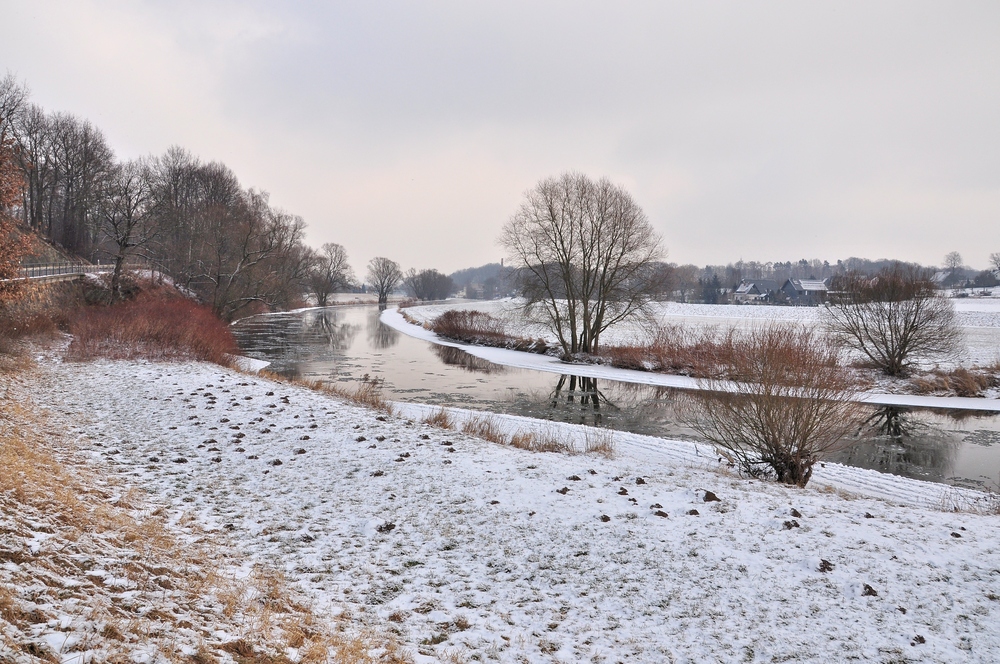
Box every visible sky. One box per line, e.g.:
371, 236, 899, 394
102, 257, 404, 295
2, 1, 998, 275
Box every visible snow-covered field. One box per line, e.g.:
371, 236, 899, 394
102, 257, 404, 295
18, 350, 1000, 663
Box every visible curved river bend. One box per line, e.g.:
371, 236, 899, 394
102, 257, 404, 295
232, 305, 1000, 490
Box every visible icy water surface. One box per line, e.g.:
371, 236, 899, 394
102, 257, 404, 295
232, 305, 1000, 490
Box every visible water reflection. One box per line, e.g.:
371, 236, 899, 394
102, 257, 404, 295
829, 406, 962, 484
433, 345, 506, 374
366, 309, 399, 349
231, 304, 1000, 488
306, 309, 360, 351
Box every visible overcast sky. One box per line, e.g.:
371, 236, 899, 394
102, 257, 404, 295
2, 1, 998, 274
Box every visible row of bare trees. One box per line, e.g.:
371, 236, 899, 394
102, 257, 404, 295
0, 75, 380, 319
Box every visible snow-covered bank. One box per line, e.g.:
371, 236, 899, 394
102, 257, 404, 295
19, 352, 1000, 662
382, 308, 1000, 412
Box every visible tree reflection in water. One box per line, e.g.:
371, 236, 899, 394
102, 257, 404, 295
830, 406, 959, 482
304, 308, 360, 351
551, 375, 608, 425
432, 345, 507, 374
366, 309, 399, 350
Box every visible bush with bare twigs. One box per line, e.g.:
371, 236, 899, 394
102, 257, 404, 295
66, 294, 239, 364
431, 310, 551, 353
683, 326, 862, 487
599, 324, 739, 377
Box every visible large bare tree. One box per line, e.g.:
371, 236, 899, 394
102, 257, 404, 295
826, 263, 960, 376
308, 242, 354, 306
0, 77, 29, 303
499, 172, 665, 356
366, 256, 402, 308
99, 159, 155, 301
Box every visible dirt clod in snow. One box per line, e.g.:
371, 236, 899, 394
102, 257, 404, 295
783, 520, 800, 530
703, 490, 721, 502
818, 559, 834, 573
862, 584, 879, 597
790, 508, 802, 518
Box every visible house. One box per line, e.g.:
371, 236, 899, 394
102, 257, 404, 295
781, 278, 828, 305
732, 279, 780, 304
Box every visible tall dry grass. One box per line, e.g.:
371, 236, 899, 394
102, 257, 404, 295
909, 367, 996, 398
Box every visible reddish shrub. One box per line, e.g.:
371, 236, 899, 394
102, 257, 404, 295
599, 325, 740, 378
66, 295, 238, 365
431, 309, 550, 353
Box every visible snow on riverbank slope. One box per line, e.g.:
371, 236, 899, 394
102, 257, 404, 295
21, 352, 1000, 662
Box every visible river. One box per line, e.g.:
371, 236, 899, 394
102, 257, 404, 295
231, 304, 1000, 491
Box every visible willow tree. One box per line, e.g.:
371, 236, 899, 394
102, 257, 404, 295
499, 172, 665, 357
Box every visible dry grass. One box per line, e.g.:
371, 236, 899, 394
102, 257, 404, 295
290, 373, 395, 416
421, 408, 455, 429
0, 371, 410, 662
65, 294, 239, 365
909, 367, 995, 397
583, 428, 616, 458
398, 308, 432, 330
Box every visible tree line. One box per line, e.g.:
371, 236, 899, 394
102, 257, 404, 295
0, 75, 432, 319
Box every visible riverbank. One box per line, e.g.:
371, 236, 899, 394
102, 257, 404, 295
7, 343, 1000, 662
381, 307, 1000, 412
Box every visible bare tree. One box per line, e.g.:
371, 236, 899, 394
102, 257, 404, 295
308, 242, 355, 306
989, 252, 1000, 273
366, 256, 402, 308
403, 268, 454, 301
0, 77, 29, 303
944, 251, 964, 287
99, 159, 155, 301
499, 173, 665, 356
684, 326, 862, 487
826, 263, 960, 376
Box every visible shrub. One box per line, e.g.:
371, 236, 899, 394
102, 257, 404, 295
430, 309, 550, 353
66, 294, 238, 364
600, 324, 738, 377
683, 326, 862, 487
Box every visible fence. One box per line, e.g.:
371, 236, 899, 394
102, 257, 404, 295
16, 262, 114, 280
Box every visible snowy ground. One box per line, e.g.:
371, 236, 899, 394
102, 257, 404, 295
19, 349, 1000, 663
